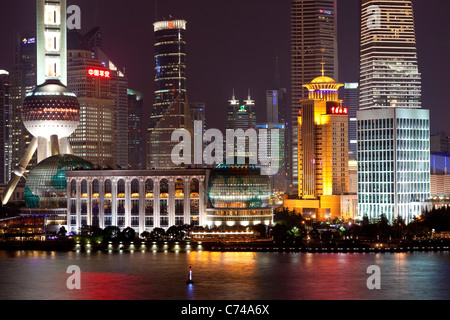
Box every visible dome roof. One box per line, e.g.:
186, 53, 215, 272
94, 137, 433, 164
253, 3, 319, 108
311, 76, 336, 83
22, 80, 80, 139
208, 161, 271, 209
25, 154, 94, 209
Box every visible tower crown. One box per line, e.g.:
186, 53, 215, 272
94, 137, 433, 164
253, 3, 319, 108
303, 74, 343, 102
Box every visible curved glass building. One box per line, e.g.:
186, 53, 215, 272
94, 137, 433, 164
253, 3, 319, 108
25, 154, 93, 209
207, 161, 273, 227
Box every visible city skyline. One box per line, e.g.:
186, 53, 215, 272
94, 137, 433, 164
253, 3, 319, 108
0, 0, 449, 136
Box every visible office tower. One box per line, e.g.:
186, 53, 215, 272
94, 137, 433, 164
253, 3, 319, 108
290, 0, 338, 193
343, 83, 359, 160
298, 72, 348, 199
0, 71, 11, 184
148, 18, 191, 169
227, 90, 256, 131
284, 70, 349, 220
357, 0, 430, 223
36, 0, 67, 86
2, 0, 86, 205
226, 90, 257, 161
430, 132, 450, 153
67, 29, 115, 168
189, 102, 206, 133
94, 36, 129, 169
9, 33, 37, 181
256, 123, 286, 194
128, 89, 144, 169
359, 0, 421, 110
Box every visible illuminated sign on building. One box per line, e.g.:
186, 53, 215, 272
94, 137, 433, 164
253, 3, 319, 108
328, 106, 348, 115
87, 68, 111, 78
22, 38, 36, 45
319, 9, 333, 15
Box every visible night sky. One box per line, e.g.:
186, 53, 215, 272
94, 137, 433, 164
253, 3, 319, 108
0, 0, 449, 134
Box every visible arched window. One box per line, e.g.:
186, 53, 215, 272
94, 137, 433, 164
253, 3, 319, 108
160, 179, 168, 215
145, 179, 153, 198
70, 180, 76, 198
117, 179, 125, 215
131, 179, 140, 215
92, 179, 99, 198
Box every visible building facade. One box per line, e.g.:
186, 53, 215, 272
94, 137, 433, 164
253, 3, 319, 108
357, 108, 430, 223
357, 0, 430, 224
290, 0, 338, 193
67, 30, 115, 168
66, 169, 210, 235
9, 32, 37, 181
284, 71, 350, 220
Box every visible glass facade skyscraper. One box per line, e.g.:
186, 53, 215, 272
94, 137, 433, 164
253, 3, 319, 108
148, 19, 191, 169
290, 0, 338, 193
357, 0, 430, 224
359, 0, 421, 110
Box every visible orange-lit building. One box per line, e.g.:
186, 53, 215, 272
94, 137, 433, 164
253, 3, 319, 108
284, 68, 350, 220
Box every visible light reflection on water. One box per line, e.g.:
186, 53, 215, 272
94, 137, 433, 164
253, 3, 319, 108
0, 250, 448, 300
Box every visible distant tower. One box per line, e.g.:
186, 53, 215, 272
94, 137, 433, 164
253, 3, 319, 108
2, 0, 81, 205
298, 67, 348, 202
357, 0, 430, 223
0, 70, 11, 184
226, 90, 257, 161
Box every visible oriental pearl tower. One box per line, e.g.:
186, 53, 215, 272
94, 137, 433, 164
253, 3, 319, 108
2, 0, 80, 205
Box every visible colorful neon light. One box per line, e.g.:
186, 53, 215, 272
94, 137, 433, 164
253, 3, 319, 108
87, 68, 111, 78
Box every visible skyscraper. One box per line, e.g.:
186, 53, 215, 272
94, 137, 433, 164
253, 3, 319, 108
357, 0, 430, 224
0, 70, 11, 184
9, 33, 37, 180
290, 0, 338, 193
67, 29, 116, 168
284, 70, 349, 220
128, 89, 144, 169
226, 90, 257, 161
148, 18, 192, 169
359, 0, 421, 110
36, 0, 67, 86
343, 83, 359, 160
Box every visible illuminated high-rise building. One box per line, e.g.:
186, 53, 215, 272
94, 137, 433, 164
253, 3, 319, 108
226, 90, 257, 161
128, 89, 144, 169
357, 0, 430, 223
359, 0, 421, 110
0, 71, 11, 184
148, 18, 192, 169
290, 0, 338, 193
9, 33, 37, 181
298, 71, 348, 198
67, 29, 115, 168
284, 68, 349, 220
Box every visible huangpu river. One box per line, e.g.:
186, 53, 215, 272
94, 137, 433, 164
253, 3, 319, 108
0, 250, 449, 300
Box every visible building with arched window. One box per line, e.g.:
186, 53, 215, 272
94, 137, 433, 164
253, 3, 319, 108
66, 169, 209, 235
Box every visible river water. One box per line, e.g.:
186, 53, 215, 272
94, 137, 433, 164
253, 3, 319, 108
0, 250, 449, 300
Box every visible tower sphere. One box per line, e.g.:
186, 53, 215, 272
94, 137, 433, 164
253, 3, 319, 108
22, 79, 80, 140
